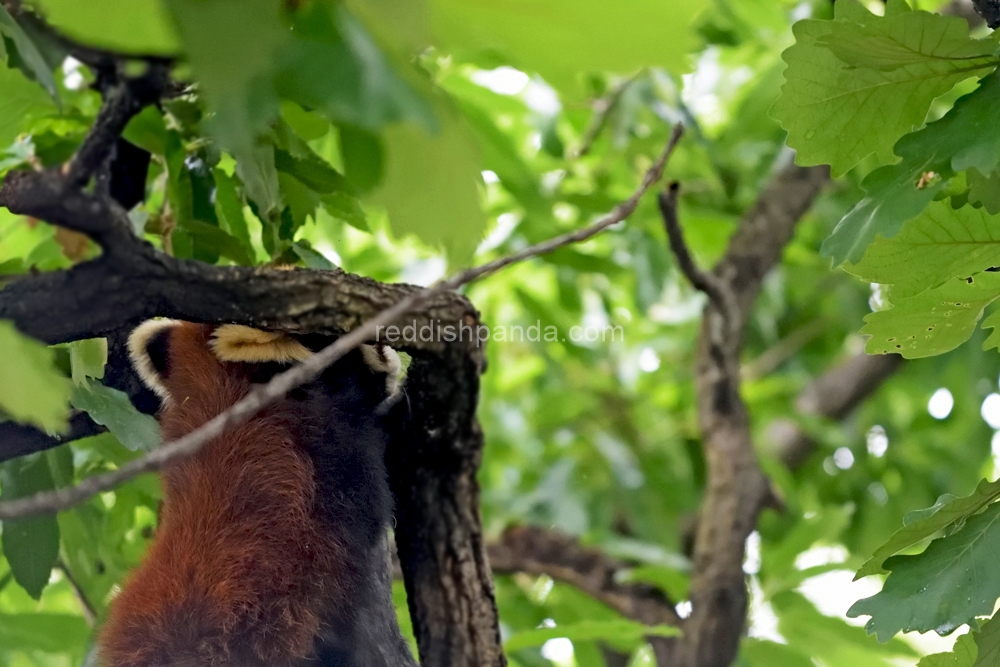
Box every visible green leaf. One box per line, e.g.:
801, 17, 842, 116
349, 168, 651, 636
503, 619, 678, 653
856, 478, 1000, 579
773, 591, 917, 665
0, 455, 60, 599
847, 201, 1000, 299
321, 191, 369, 232
234, 142, 282, 219
281, 100, 330, 141
861, 271, 1000, 358
431, 0, 707, 96
771, 0, 997, 177
974, 612, 1000, 667
0, 5, 58, 101
0, 320, 70, 431
33, 0, 178, 54
969, 168, 1000, 215
70, 378, 160, 452
278, 171, 321, 229
339, 125, 384, 194
848, 501, 1000, 641
276, 4, 435, 133
0, 612, 90, 652
165, 0, 285, 151
213, 167, 252, 251
822, 71, 1000, 264
181, 218, 256, 266
165, 137, 194, 228
0, 62, 56, 149
69, 338, 107, 385
819, 5, 997, 71
739, 639, 815, 667
372, 118, 486, 265
123, 106, 169, 156
917, 631, 976, 667
292, 242, 338, 269
274, 146, 352, 195
32, 0, 178, 55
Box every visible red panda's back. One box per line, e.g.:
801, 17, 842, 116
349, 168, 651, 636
99, 323, 346, 667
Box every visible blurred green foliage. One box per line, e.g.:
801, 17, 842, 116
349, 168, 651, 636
1, 0, 999, 665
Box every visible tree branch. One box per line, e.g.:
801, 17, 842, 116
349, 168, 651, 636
0, 122, 683, 513
970, 0, 1000, 27
657, 161, 829, 667
0, 413, 106, 464
770, 352, 904, 469
488, 526, 682, 627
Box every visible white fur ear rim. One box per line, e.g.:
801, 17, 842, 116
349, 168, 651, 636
128, 318, 180, 403
360, 344, 402, 396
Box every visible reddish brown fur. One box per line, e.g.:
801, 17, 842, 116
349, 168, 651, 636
100, 323, 346, 667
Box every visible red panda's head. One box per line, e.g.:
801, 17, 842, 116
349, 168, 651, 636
127, 320, 402, 413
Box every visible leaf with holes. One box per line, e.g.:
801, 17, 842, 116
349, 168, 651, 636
847, 201, 1000, 299
849, 501, 1000, 642
861, 271, 1000, 358
822, 69, 1000, 265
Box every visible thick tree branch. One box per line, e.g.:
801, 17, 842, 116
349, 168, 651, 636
488, 526, 682, 627
657, 161, 829, 667
0, 124, 683, 513
0, 413, 106, 464
770, 352, 904, 469
970, 0, 1000, 27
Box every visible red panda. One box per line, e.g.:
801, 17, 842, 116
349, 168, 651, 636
98, 320, 416, 667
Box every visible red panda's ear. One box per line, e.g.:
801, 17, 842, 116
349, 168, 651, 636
210, 325, 312, 364
360, 344, 403, 397
128, 319, 181, 403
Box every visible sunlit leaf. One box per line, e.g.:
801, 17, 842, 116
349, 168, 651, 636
776, 591, 917, 662
68, 337, 107, 386
0, 612, 90, 652
31, 0, 179, 54
0, 5, 58, 100
772, 0, 997, 178
0, 320, 69, 431
431, 0, 706, 95
917, 631, 976, 667
861, 272, 1000, 358
847, 202, 1000, 299
0, 61, 55, 149
372, 117, 485, 265
822, 71, 1000, 264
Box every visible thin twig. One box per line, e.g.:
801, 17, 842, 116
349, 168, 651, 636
571, 70, 644, 159
657, 182, 738, 328
0, 124, 685, 522
56, 559, 96, 626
